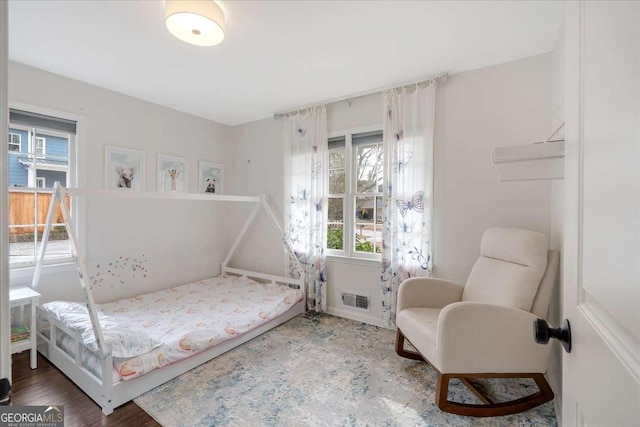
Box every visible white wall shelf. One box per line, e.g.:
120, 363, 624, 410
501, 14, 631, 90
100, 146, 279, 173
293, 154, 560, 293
66, 188, 260, 203
493, 140, 565, 181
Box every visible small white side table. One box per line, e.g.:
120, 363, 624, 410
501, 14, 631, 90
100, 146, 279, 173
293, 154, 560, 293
9, 286, 41, 369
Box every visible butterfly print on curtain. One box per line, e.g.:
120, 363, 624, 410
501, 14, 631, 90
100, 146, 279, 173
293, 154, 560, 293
395, 191, 424, 217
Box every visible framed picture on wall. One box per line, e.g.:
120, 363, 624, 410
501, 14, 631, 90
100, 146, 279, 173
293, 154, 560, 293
198, 161, 224, 194
105, 146, 145, 191
157, 154, 188, 192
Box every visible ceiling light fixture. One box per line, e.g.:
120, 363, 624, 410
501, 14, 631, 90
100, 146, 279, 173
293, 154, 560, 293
165, 0, 225, 47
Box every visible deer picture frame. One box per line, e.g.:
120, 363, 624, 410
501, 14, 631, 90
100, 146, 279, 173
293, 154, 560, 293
157, 154, 188, 193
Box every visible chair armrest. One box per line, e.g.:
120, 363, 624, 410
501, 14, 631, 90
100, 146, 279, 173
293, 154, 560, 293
435, 302, 551, 374
397, 277, 464, 311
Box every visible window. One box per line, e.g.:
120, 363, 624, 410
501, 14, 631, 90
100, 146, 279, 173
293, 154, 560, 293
8, 109, 77, 269
8, 133, 21, 152
35, 137, 46, 157
327, 128, 384, 259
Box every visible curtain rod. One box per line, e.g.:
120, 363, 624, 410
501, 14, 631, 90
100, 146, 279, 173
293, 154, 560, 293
273, 72, 450, 119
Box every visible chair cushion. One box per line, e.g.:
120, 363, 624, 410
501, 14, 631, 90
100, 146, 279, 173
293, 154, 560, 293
396, 307, 440, 363
480, 228, 548, 268
462, 228, 548, 312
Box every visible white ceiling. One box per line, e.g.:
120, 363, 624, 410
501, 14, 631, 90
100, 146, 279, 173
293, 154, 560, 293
8, 1, 564, 126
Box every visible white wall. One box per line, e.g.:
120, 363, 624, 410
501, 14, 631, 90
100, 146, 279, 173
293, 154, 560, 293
8, 62, 237, 303
434, 53, 553, 283
231, 53, 554, 325
226, 118, 289, 276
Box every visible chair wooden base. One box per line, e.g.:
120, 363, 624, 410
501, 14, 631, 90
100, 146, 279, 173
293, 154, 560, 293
436, 372, 554, 417
395, 329, 426, 361
396, 329, 555, 417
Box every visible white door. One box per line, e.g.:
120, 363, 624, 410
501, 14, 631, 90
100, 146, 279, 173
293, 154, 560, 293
563, 1, 640, 426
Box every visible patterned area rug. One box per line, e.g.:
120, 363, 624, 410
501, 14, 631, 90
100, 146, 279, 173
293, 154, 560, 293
134, 313, 557, 426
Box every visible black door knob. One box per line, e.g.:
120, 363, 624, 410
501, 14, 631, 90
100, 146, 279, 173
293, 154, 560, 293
534, 318, 571, 353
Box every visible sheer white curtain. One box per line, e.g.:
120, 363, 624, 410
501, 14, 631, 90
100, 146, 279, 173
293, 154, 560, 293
283, 105, 328, 312
380, 83, 436, 325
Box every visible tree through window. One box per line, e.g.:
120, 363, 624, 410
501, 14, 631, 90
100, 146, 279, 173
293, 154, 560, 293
327, 129, 383, 258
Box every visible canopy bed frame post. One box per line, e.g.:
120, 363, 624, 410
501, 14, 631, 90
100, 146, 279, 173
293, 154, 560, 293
31, 184, 59, 290
221, 195, 305, 302
222, 197, 263, 269
259, 196, 304, 278
32, 183, 110, 358
259, 197, 306, 302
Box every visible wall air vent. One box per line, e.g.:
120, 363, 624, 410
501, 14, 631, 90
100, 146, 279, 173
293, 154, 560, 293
341, 292, 369, 310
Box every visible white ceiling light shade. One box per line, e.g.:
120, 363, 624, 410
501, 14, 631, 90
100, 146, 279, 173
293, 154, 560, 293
165, 0, 225, 47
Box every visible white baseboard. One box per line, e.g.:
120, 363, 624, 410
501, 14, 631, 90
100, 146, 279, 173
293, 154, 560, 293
326, 307, 387, 328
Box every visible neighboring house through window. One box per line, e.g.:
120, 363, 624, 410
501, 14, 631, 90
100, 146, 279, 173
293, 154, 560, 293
327, 127, 384, 259
8, 133, 21, 152
8, 108, 77, 268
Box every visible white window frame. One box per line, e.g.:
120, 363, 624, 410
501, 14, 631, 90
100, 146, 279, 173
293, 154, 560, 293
35, 177, 45, 188
8, 132, 20, 152
327, 143, 346, 254
326, 124, 384, 261
7, 101, 85, 277
35, 136, 46, 157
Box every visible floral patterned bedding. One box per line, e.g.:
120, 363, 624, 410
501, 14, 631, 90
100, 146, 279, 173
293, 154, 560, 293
42, 275, 302, 381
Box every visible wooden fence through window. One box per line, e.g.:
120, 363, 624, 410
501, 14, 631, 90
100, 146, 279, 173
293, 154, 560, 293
8, 190, 70, 239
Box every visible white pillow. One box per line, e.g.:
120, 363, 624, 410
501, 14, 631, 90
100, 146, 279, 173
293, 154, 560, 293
42, 301, 161, 358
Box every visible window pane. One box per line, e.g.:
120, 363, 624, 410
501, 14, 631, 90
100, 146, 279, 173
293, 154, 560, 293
355, 196, 374, 222
328, 197, 344, 223
375, 196, 384, 224
36, 193, 70, 226
354, 226, 375, 253
329, 169, 345, 194
329, 150, 345, 168
327, 224, 343, 250
374, 226, 382, 253
9, 190, 34, 226
10, 226, 35, 265
35, 136, 46, 157
9, 190, 35, 265
8, 133, 20, 152
356, 144, 383, 193
355, 196, 375, 253
37, 225, 71, 261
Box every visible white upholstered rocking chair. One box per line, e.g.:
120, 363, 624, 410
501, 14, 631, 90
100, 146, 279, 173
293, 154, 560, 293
395, 228, 559, 417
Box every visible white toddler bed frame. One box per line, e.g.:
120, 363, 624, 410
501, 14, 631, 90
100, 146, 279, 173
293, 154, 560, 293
32, 183, 305, 415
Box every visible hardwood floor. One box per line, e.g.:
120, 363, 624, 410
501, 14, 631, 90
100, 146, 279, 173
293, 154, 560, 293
11, 351, 160, 427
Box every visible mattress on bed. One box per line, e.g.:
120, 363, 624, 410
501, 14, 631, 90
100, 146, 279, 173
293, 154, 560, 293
41, 274, 303, 381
